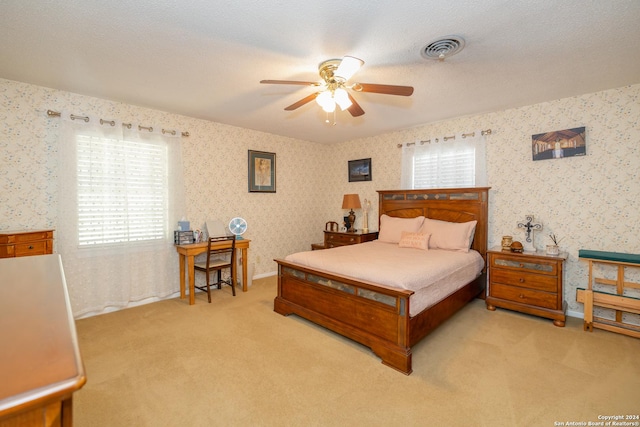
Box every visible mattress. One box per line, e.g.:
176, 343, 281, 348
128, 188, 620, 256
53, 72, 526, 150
284, 240, 484, 317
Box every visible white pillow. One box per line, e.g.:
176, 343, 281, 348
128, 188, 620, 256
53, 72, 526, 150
378, 215, 425, 244
419, 218, 477, 252
398, 232, 430, 251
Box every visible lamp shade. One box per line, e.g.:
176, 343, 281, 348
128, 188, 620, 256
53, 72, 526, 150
334, 88, 352, 110
342, 194, 362, 209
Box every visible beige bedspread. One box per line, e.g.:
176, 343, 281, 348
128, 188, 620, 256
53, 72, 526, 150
285, 240, 484, 316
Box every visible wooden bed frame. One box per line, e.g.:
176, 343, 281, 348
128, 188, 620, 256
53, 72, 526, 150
274, 187, 490, 375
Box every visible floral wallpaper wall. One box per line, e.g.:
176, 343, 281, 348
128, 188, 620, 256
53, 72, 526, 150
0, 78, 334, 314
2, 76, 638, 320
331, 84, 640, 319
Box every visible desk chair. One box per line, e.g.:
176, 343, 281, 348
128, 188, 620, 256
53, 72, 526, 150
194, 235, 236, 302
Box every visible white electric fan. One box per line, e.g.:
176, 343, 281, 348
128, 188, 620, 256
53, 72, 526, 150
228, 217, 248, 239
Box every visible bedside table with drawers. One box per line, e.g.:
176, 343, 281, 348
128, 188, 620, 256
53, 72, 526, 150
486, 247, 567, 327
323, 230, 378, 249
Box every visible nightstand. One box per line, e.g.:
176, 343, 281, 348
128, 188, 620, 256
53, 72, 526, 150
324, 230, 378, 249
486, 247, 567, 327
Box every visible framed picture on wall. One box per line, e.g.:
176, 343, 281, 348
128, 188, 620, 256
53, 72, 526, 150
248, 150, 276, 193
531, 127, 586, 161
348, 158, 372, 182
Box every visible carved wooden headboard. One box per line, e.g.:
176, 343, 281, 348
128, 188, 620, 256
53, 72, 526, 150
377, 187, 490, 262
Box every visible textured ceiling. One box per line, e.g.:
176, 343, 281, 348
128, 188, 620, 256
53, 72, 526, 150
1, 0, 639, 144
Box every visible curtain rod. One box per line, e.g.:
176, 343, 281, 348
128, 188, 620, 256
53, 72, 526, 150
46, 110, 190, 137
397, 129, 492, 148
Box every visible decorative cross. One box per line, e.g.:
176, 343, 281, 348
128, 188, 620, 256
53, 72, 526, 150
517, 215, 542, 252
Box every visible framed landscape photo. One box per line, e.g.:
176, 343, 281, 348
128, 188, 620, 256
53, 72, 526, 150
248, 150, 276, 193
348, 158, 372, 182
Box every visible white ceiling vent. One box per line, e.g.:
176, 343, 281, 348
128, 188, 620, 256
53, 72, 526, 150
421, 36, 465, 61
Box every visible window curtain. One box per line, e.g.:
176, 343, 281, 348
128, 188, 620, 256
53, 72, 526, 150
400, 130, 487, 189
57, 112, 185, 317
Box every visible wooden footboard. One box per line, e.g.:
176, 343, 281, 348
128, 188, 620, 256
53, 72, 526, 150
274, 260, 415, 374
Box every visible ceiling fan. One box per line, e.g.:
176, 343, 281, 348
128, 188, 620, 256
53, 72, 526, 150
260, 56, 414, 118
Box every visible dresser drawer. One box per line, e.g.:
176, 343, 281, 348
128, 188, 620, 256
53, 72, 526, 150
491, 268, 557, 293
490, 255, 558, 276
0, 230, 54, 258
491, 283, 557, 310
15, 241, 49, 257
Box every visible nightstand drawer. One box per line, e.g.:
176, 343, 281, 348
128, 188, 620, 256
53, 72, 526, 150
491, 256, 558, 276
491, 269, 557, 293
491, 283, 557, 309
326, 233, 359, 245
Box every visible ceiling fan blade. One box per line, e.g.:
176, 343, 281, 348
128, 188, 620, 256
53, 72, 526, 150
284, 92, 320, 111
352, 83, 414, 96
335, 56, 364, 81
347, 93, 365, 117
260, 79, 320, 86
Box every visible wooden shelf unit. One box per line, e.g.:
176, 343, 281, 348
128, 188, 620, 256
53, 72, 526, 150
577, 250, 640, 338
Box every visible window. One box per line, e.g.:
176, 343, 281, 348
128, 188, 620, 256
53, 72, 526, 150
76, 134, 168, 246
401, 132, 486, 189
413, 146, 476, 188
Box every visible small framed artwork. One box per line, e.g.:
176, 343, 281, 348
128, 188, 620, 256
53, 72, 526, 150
348, 158, 372, 182
248, 150, 276, 193
532, 127, 586, 161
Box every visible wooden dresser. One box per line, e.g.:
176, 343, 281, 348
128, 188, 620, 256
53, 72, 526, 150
486, 247, 567, 327
324, 230, 378, 249
0, 255, 86, 427
0, 230, 54, 258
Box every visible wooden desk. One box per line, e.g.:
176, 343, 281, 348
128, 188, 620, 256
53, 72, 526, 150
0, 255, 86, 426
175, 239, 251, 305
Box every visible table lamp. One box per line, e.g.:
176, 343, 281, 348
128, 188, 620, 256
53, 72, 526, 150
342, 194, 361, 232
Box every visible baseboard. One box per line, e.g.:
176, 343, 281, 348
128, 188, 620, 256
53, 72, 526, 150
567, 309, 584, 320
254, 270, 277, 279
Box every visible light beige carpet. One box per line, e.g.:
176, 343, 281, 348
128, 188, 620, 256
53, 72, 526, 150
74, 276, 640, 427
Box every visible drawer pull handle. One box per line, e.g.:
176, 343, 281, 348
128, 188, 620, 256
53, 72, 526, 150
519, 294, 525, 299
519, 278, 525, 283
28, 245, 34, 249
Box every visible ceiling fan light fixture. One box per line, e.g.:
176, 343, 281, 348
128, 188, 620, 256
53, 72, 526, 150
334, 56, 364, 81
334, 88, 352, 110
316, 90, 336, 112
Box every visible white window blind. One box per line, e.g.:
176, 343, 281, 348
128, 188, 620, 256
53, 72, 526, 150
401, 132, 486, 189
413, 147, 476, 188
76, 134, 168, 246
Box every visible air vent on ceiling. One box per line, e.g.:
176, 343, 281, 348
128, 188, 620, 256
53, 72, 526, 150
421, 36, 465, 61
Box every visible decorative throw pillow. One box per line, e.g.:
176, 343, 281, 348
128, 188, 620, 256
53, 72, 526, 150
378, 215, 425, 244
398, 231, 430, 250
419, 218, 477, 252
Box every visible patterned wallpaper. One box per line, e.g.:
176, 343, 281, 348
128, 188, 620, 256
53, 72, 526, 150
1, 77, 638, 319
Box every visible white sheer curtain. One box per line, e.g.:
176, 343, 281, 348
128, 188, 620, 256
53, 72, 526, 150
401, 131, 487, 189
57, 112, 185, 317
